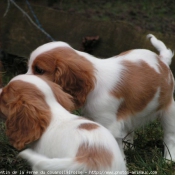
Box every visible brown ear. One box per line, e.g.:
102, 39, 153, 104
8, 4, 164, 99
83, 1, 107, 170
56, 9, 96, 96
47, 81, 75, 111
5, 86, 51, 150
54, 55, 95, 109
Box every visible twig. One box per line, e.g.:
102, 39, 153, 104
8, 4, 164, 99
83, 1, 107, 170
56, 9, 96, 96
9, 0, 55, 41
26, 0, 42, 28
3, 0, 10, 17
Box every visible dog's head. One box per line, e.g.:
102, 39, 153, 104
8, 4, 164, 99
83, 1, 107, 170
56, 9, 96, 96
27, 42, 96, 108
0, 74, 74, 150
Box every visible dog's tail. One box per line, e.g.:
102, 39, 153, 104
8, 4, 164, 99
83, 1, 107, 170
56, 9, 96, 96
147, 34, 174, 66
18, 149, 84, 172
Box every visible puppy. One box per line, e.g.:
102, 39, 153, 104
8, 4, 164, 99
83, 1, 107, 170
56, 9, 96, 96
26, 34, 175, 161
0, 75, 126, 174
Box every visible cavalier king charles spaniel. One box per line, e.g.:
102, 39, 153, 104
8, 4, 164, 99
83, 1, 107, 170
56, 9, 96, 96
26, 34, 175, 161
0, 75, 126, 174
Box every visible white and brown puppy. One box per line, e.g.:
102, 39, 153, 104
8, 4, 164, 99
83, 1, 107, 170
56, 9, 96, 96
26, 34, 175, 161
0, 75, 126, 174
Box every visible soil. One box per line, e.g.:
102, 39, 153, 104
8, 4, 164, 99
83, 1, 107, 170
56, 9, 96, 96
33, 0, 175, 36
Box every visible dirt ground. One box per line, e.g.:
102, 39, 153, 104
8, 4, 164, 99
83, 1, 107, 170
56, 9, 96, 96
31, 0, 175, 36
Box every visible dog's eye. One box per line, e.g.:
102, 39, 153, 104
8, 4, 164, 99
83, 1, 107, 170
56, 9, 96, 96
35, 66, 45, 74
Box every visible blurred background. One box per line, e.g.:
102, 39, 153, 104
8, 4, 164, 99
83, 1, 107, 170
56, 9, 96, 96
0, 0, 175, 81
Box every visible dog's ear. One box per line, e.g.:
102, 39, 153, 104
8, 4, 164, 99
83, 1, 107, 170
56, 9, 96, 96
47, 81, 75, 111
54, 54, 95, 109
3, 82, 51, 150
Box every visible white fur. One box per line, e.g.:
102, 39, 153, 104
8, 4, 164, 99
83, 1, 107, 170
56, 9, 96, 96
147, 34, 174, 65
14, 75, 127, 174
27, 34, 175, 161
27, 42, 70, 74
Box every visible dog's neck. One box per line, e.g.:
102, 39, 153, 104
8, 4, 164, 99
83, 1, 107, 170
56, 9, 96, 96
47, 100, 71, 121
76, 50, 123, 98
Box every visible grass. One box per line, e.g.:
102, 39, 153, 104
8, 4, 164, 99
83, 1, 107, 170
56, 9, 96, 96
0, 121, 31, 172
125, 121, 175, 174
